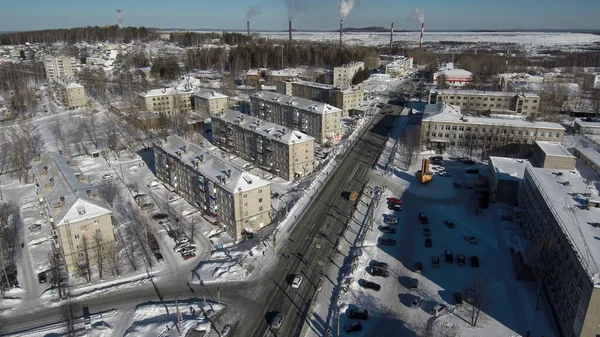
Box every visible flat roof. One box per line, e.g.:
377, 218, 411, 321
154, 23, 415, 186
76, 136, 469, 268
292, 80, 335, 90
159, 135, 269, 194
334, 61, 364, 69
574, 147, 600, 169
214, 109, 314, 145
251, 91, 342, 115
193, 89, 228, 100
435, 68, 473, 77
535, 141, 575, 158
575, 119, 600, 128
268, 69, 299, 77
433, 88, 539, 98
422, 103, 565, 130
139, 87, 180, 97
525, 165, 600, 281
489, 157, 529, 181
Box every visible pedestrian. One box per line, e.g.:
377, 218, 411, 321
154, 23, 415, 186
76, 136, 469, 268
526, 331, 530, 337
21, 242, 24, 248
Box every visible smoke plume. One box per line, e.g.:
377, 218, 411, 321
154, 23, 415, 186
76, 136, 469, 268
286, 0, 308, 20
407, 8, 425, 23
339, 0, 358, 19
246, 5, 262, 20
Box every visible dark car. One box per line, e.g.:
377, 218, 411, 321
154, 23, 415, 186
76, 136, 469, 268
388, 204, 403, 211
425, 238, 432, 247
414, 262, 423, 273
470, 256, 480, 267
445, 250, 454, 263
370, 267, 389, 278
152, 213, 168, 220
423, 226, 431, 236
379, 238, 396, 246
380, 226, 396, 234
444, 220, 455, 228
38, 271, 47, 284
418, 212, 428, 224
387, 198, 403, 205
453, 292, 463, 306
432, 256, 440, 267
344, 321, 363, 333
370, 261, 388, 270
270, 312, 284, 329
457, 254, 466, 266
154, 252, 164, 262
361, 281, 381, 291
347, 308, 369, 320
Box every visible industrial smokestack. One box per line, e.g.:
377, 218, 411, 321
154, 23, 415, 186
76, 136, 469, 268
289, 20, 292, 41
419, 22, 424, 48
389, 22, 394, 52
247, 21, 250, 37
339, 19, 343, 47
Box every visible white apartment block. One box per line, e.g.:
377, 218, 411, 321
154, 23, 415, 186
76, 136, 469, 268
429, 89, 541, 117
52, 81, 87, 109
192, 89, 229, 115
32, 153, 116, 273
420, 103, 565, 153
276, 80, 365, 117
249, 91, 342, 144
212, 109, 315, 180
333, 62, 365, 89
520, 164, 600, 337
154, 136, 271, 241
138, 88, 193, 115
385, 56, 414, 78
44, 56, 77, 81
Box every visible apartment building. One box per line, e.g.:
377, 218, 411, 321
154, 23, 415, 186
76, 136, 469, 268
138, 88, 193, 115
192, 89, 229, 115
531, 141, 576, 170
384, 56, 414, 78
420, 103, 565, 153
487, 157, 529, 205
276, 80, 365, 117
520, 164, 600, 337
333, 62, 364, 89
429, 89, 541, 117
249, 91, 342, 144
52, 81, 87, 109
32, 153, 115, 273
212, 110, 315, 180
154, 136, 271, 241
44, 56, 77, 81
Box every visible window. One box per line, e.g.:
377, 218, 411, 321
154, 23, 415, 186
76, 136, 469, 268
74, 234, 80, 240
95, 228, 101, 233
78, 253, 84, 258
244, 211, 248, 216
259, 206, 264, 211
258, 198, 263, 203
244, 202, 248, 206
540, 132, 545, 137
244, 194, 248, 198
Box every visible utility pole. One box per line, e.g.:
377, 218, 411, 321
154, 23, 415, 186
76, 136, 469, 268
217, 286, 221, 305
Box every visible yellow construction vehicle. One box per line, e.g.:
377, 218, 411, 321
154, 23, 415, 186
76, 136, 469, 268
349, 191, 359, 202
416, 159, 434, 184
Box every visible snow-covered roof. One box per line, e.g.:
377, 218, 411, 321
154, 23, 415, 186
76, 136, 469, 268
139, 87, 179, 97
574, 147, 600, 169
66, 82, 84, 89
246, 68, 267, 76
158, 136, 269, 194
535, 141, 574, 158
422, 103, 565, 130
500, 73, 544, 83
214, 109, 314, 146
524, 165, 600, 281
193, 89, 228, 100
268, 69, 300, 77
251, 91, 342, 115
32, 153, 112, 227
433, 88, 539, 99
292, 80, 335, 91
574, 119, 600, 129
334, 61, 364, 69
489, 157, 529, 182
508, 82, 580, 97
435, 68, 473, 78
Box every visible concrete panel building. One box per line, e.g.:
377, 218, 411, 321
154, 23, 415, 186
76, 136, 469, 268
574, 119, 600, 135
212, 109, 315, 180
44, 56, 77, 81
138, 88, 193, 115
420, 103, 565, 153
192, 89, 229, 115
32, 153, 115, 273
488, 157, 529, 205
573, 147, 600, 175
52, 81, 87, 109
276, 80, 365, 117
154, 136, 271, 241
249, 91, 342, 144
385, 56, 414, 78
520, 165, 600, 337
429, 89, 540, 117
333, 62, 364, 89
531, 141, 576, 170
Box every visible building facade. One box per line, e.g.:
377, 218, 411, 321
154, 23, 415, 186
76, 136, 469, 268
192, 89, 229, 115
32, 153, 116, 273
420, 103, 565, 153
212, 110, 315, 180
249, 91, 342, 144
276, 80, 364, 117
584, 73, 600, 90
384, 56, 413, 78
138, 88, 193, 115
574, 119, 600, 135
154, 136, 271, 241
52, 81, 87, 109
333, 62, 364, 89
429, 89, 541, 117
487, 157, 528, 205
531, 141, 576, 170
433, 63, 472, 87
520, 165, 600, 337
573, 147, 600, 176
44, 57, 77, 81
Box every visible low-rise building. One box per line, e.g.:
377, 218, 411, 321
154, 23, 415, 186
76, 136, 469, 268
499, 73, 544, 91
488, 156, 529, 205
265, 69, 300, 85
108, 102, 139, 115
531, 141, 576, 170
138, 88, 193, 115
245, 68, 268, 87
574, 118, 600, 135
433, 63, 472, 87
250, 91, 342, 144
32, 153, 116, 273
44, 56, 77, 81
333, 62, 364, 89
573, 147, 600, 175
192, 89, 229, 115
154, 136, 271, 241
212, 109, 315, 180
276, 80, 364, 117
420, 103, 565, 153
520, 164, 600, 337
583, 73, 600, 90
52, 81, 87, 109
384, 56, 413, 78
429, 89, 541, 117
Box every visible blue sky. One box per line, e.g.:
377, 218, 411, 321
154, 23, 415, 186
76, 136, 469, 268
0, 0, 598, 31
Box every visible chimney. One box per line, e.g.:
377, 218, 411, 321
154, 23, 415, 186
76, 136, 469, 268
389, 23, 394, 52
247, 21, 250, 37
227, 169, 232, 178
419, 22, 425, 49
86, 189, 91, 197
60, 196, 65, 207
289, 20, 292, 41
339, 20, 343, 47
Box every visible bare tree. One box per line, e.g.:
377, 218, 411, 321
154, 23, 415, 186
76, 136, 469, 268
433, 321, 460, 337
97, 179, 120, 207
469, 273, 491, 327
105, 243, 120, 277
398, 126, 421, 170
60, 288, 76, 336
47, 250, 67, 298
80, 236, 92, 283
437, 74, 449, 89
93, 233, 105, 280
528, 234, 556, 310
49, 119, 68, 152
538, 82, 570, 120
6, 121, 44, 183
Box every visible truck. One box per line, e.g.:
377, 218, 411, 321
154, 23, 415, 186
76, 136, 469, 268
82, 305, 92, 330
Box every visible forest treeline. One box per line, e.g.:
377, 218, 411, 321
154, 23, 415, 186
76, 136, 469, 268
0, 26, 157, 45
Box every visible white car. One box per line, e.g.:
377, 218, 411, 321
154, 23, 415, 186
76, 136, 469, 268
176, 237, 190, 245
464, 235, 478, 245
173, 242, 190, 252
292, 276, 303, 289
180, 246, 197, 255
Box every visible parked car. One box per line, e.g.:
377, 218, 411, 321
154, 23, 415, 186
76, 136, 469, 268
361, 281, 381, 291
445, 250, 454, 263
453, 292, 463, 306
152, 213, 168, 220
175, 237, 190, 245
154, 252, 164, 261
180, 246, 197, 255
182, 252, 196, 260
270, 312, 284, 329
465, 288, 475, 303
347, 308, 369, 320
387, 198, 403, 205
102, 173, 113, 180
411, 296, 421, 308
418, 212, 428, 224
457, 254, 466, 266
444, 220, 455, 228
133, 194, 147, 201
379, 238, 396, 246
38, 271, 47, 284
454, 181, 462, 188
388, 204, 403, 211
384, 216, 398, 224
141, 203, 155, 210
292, 275, 303, 289
344, 321, 363, 333
431, 304, 447, 317
464, 235, 478, 244
168, 194, 181, 202
414, 262, 423, 274
380, 226, 396, 234
423, 226, 431, 236
470, 256, 480, 268
29, 223, 42, 231
370, 261, 388, 270
425, 238, 432, 247
370, 267, 389, 278
173, 243, 190, 253
432, 256, 440, 267
409, 279, 419, 291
